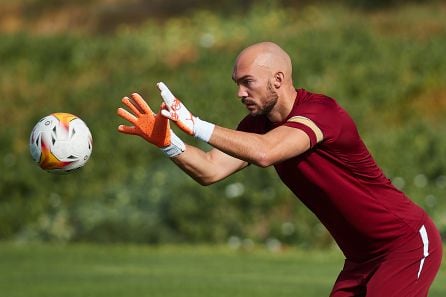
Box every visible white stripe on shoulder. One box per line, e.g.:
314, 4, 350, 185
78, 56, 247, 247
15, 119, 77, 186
287, 116, 324, 143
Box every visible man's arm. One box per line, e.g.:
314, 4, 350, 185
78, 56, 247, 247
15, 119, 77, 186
209, 125, 311, 167
170, 124, 311, 185
171, 145, 248, 186
116, 91, 249, 186
158, 82, 313, 175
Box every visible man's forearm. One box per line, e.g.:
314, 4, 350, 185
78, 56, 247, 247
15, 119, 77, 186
208, 125, 311, 168
170, 143, 248, 186
208, 126, 270, 167
170, 145, 217, 185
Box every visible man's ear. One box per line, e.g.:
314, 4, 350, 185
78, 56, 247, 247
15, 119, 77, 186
273, 72, 284, 88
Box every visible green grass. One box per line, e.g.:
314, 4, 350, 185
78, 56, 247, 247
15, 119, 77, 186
0, 243, 444, 297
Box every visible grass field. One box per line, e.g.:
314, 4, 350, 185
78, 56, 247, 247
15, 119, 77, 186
0, 243, 444, 297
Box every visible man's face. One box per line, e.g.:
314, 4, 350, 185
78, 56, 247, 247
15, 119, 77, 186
232, 62, 278, 116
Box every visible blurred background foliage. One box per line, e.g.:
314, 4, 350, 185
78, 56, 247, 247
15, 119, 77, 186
0, 0, 445, 249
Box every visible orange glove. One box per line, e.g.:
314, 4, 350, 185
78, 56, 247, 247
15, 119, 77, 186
117, 92, 171, 147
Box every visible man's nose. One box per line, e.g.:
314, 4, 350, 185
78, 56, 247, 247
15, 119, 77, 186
237, 86, 248, 99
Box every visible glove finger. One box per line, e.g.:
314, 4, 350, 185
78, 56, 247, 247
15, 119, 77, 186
121, 96, 142, 116
157, 82, 177, 109
117, 107, 137, 124
160, 109, 175, 120
131, 93, 153, 115
118, 124, 140, 135
160, 109, 191, 135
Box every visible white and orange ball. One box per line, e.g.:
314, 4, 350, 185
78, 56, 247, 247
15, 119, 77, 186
29, 113, 93, 173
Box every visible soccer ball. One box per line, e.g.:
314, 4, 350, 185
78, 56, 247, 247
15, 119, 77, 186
29, 112, 93, 173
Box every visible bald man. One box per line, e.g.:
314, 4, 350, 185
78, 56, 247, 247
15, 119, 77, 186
117, 42, 442, 297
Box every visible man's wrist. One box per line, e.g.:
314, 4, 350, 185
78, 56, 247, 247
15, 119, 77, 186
194, 117, 215, 142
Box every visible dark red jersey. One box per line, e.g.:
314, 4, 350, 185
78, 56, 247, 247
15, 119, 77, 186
237, 88, 426, 261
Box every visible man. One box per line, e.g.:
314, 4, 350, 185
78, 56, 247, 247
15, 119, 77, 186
117, 42, 442, 296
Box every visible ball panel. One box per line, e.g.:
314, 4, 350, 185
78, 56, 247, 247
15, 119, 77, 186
39, 137, 74, 170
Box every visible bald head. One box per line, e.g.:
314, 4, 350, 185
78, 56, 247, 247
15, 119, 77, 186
232, 42, 297, 120
233, 42, 293, 86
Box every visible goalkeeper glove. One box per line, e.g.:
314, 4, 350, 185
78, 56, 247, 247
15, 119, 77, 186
157, 82, 215, 142
117, 92, 185, 157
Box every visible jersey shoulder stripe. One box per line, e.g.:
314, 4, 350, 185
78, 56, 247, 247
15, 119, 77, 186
287, 116, 324, 143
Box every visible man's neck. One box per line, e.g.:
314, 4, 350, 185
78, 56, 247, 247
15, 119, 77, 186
267, 88, 297, 123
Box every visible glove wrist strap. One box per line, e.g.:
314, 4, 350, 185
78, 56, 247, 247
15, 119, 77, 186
194, 117, 215, 142
160, 130, 186, 157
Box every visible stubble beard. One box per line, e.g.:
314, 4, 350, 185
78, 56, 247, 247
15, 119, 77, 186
261, 81, 279, 115
242, 81, 279, 116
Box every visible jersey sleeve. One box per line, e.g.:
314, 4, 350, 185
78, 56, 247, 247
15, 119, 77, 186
283, 97, 343, 148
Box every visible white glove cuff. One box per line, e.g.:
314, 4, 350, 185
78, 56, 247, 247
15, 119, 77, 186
160, 130, 186, 158
194, 117, 215, 142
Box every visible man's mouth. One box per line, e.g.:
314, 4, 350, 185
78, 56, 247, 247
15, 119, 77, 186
244, 102, 255, 108
242, 98, 255, 105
